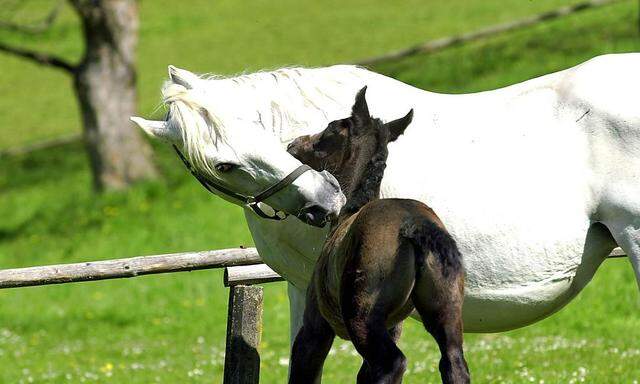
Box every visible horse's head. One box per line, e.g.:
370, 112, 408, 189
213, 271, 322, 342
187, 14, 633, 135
287, 86, 413, 206
131, 66, 345, 227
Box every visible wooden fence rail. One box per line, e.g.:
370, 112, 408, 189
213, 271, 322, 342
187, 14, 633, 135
0, 247, 262, 289
355, 0, 624, 66
0, 246, 627, 383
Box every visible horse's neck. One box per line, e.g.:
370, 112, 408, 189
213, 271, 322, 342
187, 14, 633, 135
260, 66, 433, 145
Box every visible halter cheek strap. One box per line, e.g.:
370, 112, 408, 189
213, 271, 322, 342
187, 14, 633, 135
173, 145, 312, 221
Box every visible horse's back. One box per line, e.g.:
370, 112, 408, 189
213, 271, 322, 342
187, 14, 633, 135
547, 54, 640, 223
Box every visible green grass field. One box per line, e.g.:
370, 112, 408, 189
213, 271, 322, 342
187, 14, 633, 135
1, 0, 640, 382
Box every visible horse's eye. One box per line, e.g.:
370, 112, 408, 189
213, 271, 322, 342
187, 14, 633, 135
215, 163, 236, 173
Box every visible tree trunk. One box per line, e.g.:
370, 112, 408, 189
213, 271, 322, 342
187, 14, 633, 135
72, 0, 156, 191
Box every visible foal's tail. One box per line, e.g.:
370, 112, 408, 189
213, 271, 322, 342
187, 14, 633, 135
399, 218, 463, 278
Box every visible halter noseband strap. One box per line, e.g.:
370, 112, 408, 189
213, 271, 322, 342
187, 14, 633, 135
172, 145, 312, 221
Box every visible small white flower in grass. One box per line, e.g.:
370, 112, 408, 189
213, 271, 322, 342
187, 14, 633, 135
187, 368, 204, 377
412, 361, 426, 373
278, 357, 290, 366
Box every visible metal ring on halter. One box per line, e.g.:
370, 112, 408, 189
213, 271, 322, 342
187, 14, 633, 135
173, 145, 312, 221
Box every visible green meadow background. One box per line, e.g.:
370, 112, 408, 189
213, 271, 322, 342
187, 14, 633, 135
1, 0, 639, 382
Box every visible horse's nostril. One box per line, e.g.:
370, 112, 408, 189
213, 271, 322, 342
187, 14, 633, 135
298, 204, 329, 227
305, 212, 316, 223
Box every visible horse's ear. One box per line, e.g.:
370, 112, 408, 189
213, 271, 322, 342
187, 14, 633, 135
385, 109, 413, 142
351, 86, 370, 120
131, 116, 180, 143
168, 65, 199, 89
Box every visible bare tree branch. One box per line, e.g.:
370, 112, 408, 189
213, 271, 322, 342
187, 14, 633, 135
0, 41, 75, 72
0, 1, 63, 35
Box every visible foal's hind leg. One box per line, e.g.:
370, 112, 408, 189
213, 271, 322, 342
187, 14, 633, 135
341, 265, 414, 383
413, 274, 469, 384
346, 315, 407, 384
355, 324, 404, 383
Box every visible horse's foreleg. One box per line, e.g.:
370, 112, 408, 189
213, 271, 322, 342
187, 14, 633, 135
288, 283, 307, 343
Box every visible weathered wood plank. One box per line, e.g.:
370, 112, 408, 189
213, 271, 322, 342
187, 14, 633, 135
224, 264, 284, 287
608, 247, 627, 258
0, 247, 261, 289
224, 285, 263, 384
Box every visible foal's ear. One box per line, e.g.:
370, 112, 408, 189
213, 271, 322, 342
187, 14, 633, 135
351, 86, 370, 121
385, 109, 414, 142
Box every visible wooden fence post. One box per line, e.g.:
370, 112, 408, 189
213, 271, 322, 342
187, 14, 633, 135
223, 285, 264, 384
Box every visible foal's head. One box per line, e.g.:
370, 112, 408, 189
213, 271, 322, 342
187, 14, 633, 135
287, 87, 413, 215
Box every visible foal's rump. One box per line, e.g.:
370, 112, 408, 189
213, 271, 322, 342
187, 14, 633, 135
336, 199, 464, 329
399, 215, 463, 279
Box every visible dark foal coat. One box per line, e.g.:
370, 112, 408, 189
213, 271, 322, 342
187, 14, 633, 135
287, 87, 470, 384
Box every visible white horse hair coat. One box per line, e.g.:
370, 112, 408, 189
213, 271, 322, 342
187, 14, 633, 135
132, 53, 640, 337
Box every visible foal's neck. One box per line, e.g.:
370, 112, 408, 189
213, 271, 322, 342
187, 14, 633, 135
334, 134, 389, 225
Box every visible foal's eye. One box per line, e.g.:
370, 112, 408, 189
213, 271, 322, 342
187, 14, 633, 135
215, 163, 236, 173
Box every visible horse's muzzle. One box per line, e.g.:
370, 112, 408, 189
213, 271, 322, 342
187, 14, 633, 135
297, 203, 338, 227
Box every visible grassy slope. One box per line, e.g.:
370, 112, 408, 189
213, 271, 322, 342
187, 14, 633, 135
2, 0, 565, 149
1, 1, 640, 383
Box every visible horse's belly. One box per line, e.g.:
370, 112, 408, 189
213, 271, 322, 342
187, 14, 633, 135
458, 278, 580, 332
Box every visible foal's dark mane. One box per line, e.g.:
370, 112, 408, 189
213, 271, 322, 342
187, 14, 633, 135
339, 118, 390, 218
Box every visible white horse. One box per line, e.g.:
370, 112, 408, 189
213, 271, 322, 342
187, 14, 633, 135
132, 53, 640, 340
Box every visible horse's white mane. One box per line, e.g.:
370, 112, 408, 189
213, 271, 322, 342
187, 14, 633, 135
162, 65, 367, 175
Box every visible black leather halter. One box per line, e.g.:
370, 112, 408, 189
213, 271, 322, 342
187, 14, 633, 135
173, 145, 312, 220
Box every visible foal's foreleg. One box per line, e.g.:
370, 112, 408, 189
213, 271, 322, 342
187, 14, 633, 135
289, 288, 335, 384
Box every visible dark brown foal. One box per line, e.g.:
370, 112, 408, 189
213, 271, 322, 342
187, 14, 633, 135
287, 87, 470, 384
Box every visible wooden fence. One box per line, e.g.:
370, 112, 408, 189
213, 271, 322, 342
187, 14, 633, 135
0, 246, 626, 383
